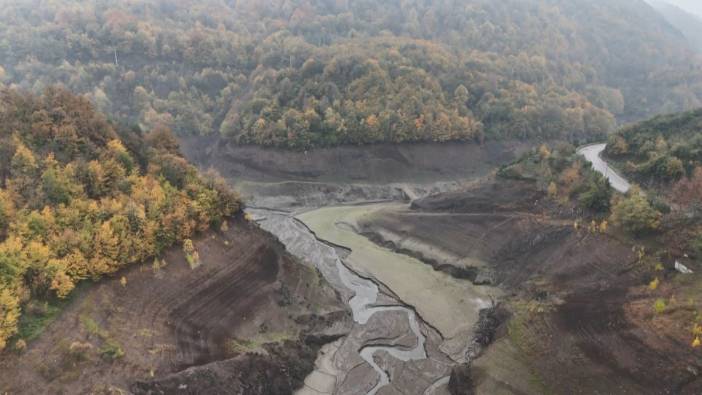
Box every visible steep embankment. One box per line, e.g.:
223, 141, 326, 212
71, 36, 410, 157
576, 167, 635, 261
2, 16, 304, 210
182, 138, 522, 184
0, 217, 351, 394
181, 138, 526, 208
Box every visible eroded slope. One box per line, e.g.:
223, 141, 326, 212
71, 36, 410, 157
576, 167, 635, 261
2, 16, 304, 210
0, 217, 350, 394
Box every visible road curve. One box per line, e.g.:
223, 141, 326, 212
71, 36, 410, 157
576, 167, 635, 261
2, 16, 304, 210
577, 143, 631, 193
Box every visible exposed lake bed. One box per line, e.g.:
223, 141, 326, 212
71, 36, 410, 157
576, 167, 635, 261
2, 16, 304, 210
177, 141, 702, 394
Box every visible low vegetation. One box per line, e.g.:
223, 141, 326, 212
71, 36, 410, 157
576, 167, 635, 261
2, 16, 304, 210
499, 143, 613, 216
0, 87, 241, 350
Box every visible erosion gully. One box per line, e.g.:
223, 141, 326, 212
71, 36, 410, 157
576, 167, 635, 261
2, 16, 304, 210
248, 207, 431, 395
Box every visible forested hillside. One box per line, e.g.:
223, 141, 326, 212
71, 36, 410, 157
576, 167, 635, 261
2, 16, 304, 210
0, 87, 240, 350
1, 0, 701, 148
605, 109, 702, 185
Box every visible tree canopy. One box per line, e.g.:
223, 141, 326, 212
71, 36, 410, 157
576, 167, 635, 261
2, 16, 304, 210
0, 87, 241, 350
1, 0, 701, 148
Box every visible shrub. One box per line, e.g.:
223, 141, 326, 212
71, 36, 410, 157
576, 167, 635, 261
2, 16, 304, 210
610, 187, 662, 235
547, 182, 558, 198
183, 239, 200, 269
649, 277, 660, 291
99, 339, 124, 360
68, 341, 93, 362
577, 175, 612, 213
14, 338, 26, 353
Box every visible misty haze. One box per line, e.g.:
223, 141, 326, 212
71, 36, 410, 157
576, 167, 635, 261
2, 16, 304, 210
1, 1, 702, 394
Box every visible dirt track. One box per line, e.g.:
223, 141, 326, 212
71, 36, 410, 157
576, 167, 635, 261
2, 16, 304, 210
0, 217, 350, 394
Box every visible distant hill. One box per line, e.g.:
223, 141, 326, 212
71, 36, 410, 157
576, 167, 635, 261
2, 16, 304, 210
1, 0, 702, 148
649, 0, 702, 51
652, 0, 702, 19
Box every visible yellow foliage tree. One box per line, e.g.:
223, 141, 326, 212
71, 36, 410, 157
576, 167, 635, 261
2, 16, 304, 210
0, 288, 20, 351
649, 277, 660, 291
539, 144, 551, 159
599, 220, 608, 234
50, 270, 75, 298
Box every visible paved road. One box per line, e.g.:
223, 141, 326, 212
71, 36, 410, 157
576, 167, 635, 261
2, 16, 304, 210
577, 143, 631, 193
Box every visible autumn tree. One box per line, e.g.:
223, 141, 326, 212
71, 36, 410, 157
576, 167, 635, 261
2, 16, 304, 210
610, 187, 662, 235
0, 87, 242, 350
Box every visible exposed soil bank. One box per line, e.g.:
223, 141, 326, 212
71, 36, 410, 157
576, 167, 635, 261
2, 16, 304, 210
182, 139, 529, 210
361, 180, 702, 394
448, 306, 509, 395
181, 138, 526, 185
0, 217, 351, 394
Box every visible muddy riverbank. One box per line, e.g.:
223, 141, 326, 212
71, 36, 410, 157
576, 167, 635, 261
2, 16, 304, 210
298, 204, 500, 356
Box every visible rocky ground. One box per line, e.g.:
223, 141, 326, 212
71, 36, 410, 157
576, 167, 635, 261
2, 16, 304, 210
0, 216, 351, 394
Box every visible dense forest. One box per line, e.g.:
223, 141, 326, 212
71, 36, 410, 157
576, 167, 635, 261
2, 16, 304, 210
1, 0, 701, 148
0, 87, 241, 351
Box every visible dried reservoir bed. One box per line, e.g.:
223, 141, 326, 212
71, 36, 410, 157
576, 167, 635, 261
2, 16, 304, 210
297, 203, 500, 357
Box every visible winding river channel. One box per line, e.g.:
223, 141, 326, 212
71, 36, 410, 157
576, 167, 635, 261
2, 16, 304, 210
248, 207, 432, 395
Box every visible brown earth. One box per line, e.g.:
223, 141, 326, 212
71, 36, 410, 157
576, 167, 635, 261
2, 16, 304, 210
180, 138, 526, 184
359, 179, 702, 394
0, 216, 351, 394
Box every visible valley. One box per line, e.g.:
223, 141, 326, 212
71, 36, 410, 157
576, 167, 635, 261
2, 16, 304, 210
225, 142, 511, 394
2, 1, 702, 393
